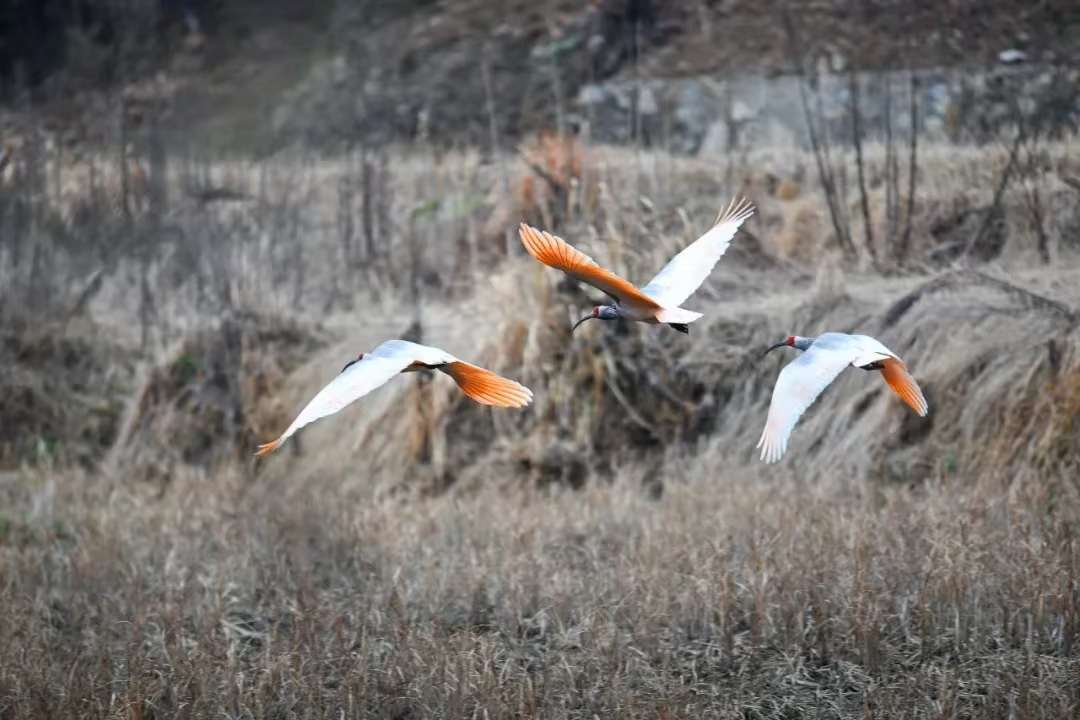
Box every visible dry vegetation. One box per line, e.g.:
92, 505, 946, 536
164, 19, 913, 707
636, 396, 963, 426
2, 111, 1080, 716
3, 459, 1079, 718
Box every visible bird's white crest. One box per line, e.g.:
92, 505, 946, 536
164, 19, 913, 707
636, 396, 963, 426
641, 197, 755, 309
757, 333, 925, 464
270, 340, 455, 449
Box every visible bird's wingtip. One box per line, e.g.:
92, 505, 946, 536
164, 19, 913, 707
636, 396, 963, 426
445, 361, 534, 409
713, 195, 756, 227
253, 438, 283, 457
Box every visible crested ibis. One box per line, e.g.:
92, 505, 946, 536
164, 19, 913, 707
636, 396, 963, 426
757, 332, 928, 463
255, 339, 533, 456
518, 197, 754, 334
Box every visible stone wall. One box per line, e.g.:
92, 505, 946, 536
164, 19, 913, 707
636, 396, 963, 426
576, 65, 1080, 155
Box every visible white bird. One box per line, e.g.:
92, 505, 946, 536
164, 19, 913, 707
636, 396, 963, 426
519, 197, 755, 333
757, 332, 928, 463
255, 339, 533, 456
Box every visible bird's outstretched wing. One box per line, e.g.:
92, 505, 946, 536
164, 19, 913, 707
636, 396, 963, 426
880, 357, 928, 416
518, 223, 661, 310
441, 361, 534, 408
641, 197, 755, 309
254, 340, 431, 456
757, 343, 854, 464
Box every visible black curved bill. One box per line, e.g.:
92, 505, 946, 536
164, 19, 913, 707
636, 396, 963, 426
571, 315, 596, 332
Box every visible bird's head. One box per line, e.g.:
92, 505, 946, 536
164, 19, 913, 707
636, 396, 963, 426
572, 305, 617, 331
341, 352, 366, 373
764, 335, 811, 355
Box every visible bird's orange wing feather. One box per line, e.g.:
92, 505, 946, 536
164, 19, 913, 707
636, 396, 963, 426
444, 361, 533, 408
881, 357, 928, 416
518, 223, 661, 310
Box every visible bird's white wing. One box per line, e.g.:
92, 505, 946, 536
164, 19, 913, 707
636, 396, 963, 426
256, 340, 438, 455
757, 342, 856, 464
641, 197, 755, 308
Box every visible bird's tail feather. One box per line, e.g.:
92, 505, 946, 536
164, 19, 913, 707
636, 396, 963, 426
881, 358, 929, 416
443, 362, 534, 408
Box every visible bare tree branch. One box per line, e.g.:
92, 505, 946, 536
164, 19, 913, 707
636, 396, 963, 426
781, 4, 856, 261
897, 73, 919, 263
849, 70, 875, 264
963, 130, 1022, 259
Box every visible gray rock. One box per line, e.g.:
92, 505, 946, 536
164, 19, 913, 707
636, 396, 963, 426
573, 65, 1078, 153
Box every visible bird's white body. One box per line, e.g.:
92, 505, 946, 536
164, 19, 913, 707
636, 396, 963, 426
809, 332, 897, 368
757, 332, 928, 464
614, 302, 669, 323
256, 339, 532, 456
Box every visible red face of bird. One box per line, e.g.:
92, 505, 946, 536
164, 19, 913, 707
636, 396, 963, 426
341, 352, 366, 373
765, 335, 814, 355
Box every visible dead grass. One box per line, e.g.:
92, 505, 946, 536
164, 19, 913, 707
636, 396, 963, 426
107, 313, 327, 485
1, 460, 1078, 718
0, 317, 132, 471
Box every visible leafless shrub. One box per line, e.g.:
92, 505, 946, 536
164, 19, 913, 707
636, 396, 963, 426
108, 313, 326, 485
781, 7, 856, 263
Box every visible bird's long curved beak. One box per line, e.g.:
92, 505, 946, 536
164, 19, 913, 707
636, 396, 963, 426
763, 341, 788, 356
571, 314, 596, 332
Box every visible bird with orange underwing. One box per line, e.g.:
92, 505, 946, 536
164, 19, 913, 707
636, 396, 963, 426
254, 339, 532, 457
757, 332, 929, 463
518, 196, 754, 334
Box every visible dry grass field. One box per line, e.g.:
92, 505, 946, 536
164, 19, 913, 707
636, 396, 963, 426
2, 129, 1080, 717
2, 456, 1078, 717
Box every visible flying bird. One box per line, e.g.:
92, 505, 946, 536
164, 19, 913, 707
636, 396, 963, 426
254, 339, 533, 457
518, 197, 754, 334
757, 332, 928, 463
